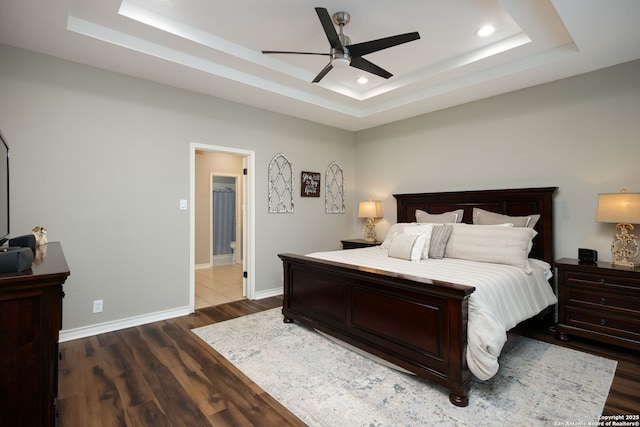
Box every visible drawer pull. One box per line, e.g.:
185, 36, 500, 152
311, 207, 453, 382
600, 297, 607, 304
600, 319, 607, 326
599, 279, 605, 285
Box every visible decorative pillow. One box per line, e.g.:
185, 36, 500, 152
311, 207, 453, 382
402, 223, 434, 259
380, 223, 416, 249
416, 209, 464, 224
443, 223, 537, 273
428, 224, 453, 259
388, 232, 429, 262
473, 208, 540, 228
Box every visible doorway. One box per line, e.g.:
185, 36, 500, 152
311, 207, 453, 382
189, 143, 255, 312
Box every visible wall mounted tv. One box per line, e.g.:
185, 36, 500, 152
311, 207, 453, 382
0, 130, 9, 242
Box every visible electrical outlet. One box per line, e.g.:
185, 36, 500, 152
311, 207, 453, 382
93, 299, 103, 313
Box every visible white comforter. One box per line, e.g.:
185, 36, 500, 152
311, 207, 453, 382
306, 247, 557, 381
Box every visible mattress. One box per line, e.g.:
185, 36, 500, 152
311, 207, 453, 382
307, 246, 557, 380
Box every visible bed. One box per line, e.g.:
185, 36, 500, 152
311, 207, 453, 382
279, 187, 557, 407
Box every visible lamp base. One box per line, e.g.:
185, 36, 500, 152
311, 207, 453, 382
364, 218, 376, 242
610, 223, 639, 268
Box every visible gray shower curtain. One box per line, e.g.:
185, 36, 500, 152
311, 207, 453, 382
212, 189, 236, 255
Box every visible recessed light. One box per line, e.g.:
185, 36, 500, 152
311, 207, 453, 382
357, 77, 369, 85
476, 25, 495, 37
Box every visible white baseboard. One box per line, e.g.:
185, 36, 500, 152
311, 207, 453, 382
254, 287, 283, 300
212, 253, 234, 265
195, 260, 243, 270
59, 306, 191, 342
59, 288, 284, 342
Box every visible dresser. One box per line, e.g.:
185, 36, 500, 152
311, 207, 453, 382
555, 258, 640, 351
0, 242, 70, 426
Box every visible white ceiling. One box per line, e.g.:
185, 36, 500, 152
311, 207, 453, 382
1, 0, 639, 131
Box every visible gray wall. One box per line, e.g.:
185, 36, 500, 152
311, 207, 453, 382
2, 42, 639, 336
354, 59, 640, 262
0, 44, 355, 333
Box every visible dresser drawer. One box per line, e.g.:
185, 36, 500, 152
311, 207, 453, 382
565, 307, 640, 339
565, 287, 640, 316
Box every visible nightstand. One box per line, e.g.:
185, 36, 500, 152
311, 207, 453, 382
341, 239, 382, 250
555, 258, 640, 352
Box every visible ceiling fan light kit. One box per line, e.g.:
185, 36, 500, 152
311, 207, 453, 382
332, 56, 350, 68
262, 7, 420, 83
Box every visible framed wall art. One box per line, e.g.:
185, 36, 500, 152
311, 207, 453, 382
301, 171, 321, 197
325, 161, 345, 213
268, 153, 294, 213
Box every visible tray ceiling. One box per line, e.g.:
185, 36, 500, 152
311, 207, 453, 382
1, 0, 639, 130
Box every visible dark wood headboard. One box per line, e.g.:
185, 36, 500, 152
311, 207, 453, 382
394, 187, 557, 266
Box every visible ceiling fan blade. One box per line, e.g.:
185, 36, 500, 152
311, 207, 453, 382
262, 50, 330, 56
315, 7, 343, 52
350, 57, 392, 79
312, 63, 334, 83
347, 32, 420, 57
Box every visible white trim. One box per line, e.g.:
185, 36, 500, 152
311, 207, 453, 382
190, 142, 256, 311
253, 287, 283, 300
212, 253, 233, 265
59, 306, 190, 342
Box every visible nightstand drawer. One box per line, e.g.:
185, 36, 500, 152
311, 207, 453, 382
565, 307, 640, 338
566, 287, 640, 316
562, 270, 640, 291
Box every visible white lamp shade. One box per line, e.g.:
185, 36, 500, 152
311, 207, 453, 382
595, 192, 640, 224
358, 200, 383, 218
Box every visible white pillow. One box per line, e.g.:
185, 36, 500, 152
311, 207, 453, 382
416, 209, 464, 224
380, 223, 416, 249
472, 208, 540, 228
402, 223, 434, 260
443, 223, 537, 273
388, 232, 429, 262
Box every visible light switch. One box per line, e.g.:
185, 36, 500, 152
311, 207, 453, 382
179, 199, 188, 210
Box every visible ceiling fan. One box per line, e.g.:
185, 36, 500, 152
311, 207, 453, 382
262, 7, 420, 83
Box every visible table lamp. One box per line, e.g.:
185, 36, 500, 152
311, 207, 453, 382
358, 200, 383, 242
595, 189, 640, 268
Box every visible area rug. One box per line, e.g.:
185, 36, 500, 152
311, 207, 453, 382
193, 308, 617, 427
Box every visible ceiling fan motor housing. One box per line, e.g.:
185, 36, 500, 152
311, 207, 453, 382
333, 11, 350, 26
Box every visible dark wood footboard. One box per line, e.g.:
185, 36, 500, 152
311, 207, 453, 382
279, 253, 475, 407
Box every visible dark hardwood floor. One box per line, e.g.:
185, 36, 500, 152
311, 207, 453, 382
57, 297, 304, 427
57, 297, 639, 426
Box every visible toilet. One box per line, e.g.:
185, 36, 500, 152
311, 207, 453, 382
229, 241, 236, 263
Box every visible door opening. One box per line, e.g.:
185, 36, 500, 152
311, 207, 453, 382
190, 143, 255, 312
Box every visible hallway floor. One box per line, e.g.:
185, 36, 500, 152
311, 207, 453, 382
195, 263, 244, 309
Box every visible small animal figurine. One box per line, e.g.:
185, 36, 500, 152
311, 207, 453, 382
32, 226, 48, 245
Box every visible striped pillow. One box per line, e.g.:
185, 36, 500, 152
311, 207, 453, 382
428, 225, 453, 259
388, 232, 429, 262
444, 224, 537, 273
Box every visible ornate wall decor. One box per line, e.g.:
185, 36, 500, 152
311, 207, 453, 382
301, 171, 321, 197
268, 153, 294, 213
325, 161, 345, 213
